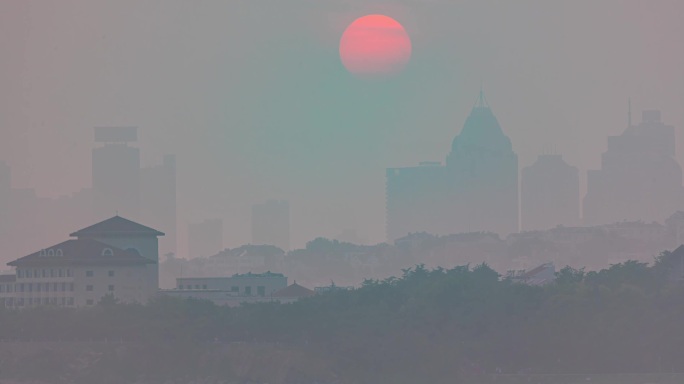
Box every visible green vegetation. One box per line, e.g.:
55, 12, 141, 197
2, 253, 684, 383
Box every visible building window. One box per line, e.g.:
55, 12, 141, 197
53, 283, 58, 292
7, 284, 12, 293
69, 283, 74, 291
44, 283, 50, 292
86, 285, 93, 291
108, 285, 114, 292
102, 248, 114, 257
66, 269, 72, 277
244, 286, 252, 296
179, 285, 184, 290
195, 285, 200, 290
86, 299, 93, 306
61, 283, 67, 292
19, 283, 24, 292
58, 269, 63, 277
17, 298, 24, 306
36, 283, 41, 292
202, 285, 207, 290
257, 286, 265, 296
108, 270, 114, 277
50, 269, 55, 277
26, 270, 32, 278
17, 270, 22, 278
42, 269, 47, 278
33, 269, 38, 278
86, 270, 94, 277
27, 298, 32, 306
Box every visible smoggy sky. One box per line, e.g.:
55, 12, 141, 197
1, 0, 684, 251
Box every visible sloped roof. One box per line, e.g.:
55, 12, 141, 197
70, 216, 164, 237
272, 282, 315, 298
7, 239, 154, 267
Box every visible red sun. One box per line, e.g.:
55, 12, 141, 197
339, 15, 412, 78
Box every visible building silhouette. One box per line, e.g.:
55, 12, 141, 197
188, 219, 223, 258
141, 155, 177, 256
92, 127, 140, 221
584, 110, 684, 225
0, 161, 10, 240
521, 154, 579, 231
386, 91, 518, 241
251, 200, 290, 251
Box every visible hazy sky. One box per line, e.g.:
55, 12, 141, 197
1, 0, 684, 250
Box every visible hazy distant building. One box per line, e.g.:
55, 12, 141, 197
386, 91, 518, 241
584, 110, 684, 225
0, 161, 10, 238
521, 154, 579, 231
188, 219, 223, 258
92, 127, 140, 221
251, 200, 290, 251
141, 155, 177, 256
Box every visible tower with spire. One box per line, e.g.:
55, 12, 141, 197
386, 89, 519, 242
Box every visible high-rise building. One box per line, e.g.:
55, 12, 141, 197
0, 161, 10, 238
251, 200, 290, 251
141, 155, 177, 256
386, 91, 519, 241
521, 154, 579, 231
188, 219, 223, 258
584, 110, 684, 225
92, 127, 140, 221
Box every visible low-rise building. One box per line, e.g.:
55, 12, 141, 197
3, 215, 164, 308
162, 272, 314, 306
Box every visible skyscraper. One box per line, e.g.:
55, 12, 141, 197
141, 155, 177, 256
251, 200, 290, 251
584, 110, 684, 225
521, 154, 579, 231
386, 91, 519, 241
92, 127, 140, 221
0, 161, 10, 240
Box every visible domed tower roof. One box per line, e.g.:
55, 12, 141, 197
447, 90, 513, 166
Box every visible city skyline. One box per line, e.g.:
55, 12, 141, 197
1, 1, 684, 250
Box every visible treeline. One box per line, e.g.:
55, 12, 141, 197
2, 252, 684, 383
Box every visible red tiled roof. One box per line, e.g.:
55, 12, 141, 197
272, 282, 315, 298
7, 239, 154, 267
70, 216, 164, 237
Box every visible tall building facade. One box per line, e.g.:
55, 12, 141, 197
583, 110, 684, 225
188, 219, 224, 258
141, 155, 177, 256
251, 200, 290, 251
92, 127, 140, 221
521, 154, 579, 231
386, 92, 519, 241
0, 161, 10, 240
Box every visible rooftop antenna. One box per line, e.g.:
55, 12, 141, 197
474, 80, 489, 108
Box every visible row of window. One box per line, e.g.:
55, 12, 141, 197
1, 282, 75, 293
3, 297, 75, 307
178, 284, 266, 296
0, 283, 117, 294
17, 269, 116, 279
17, 268, 72, 279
